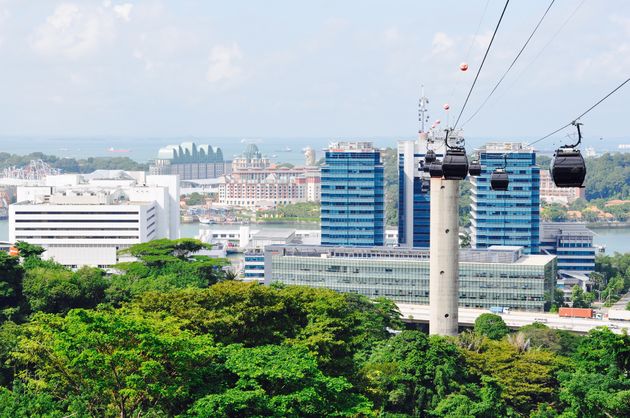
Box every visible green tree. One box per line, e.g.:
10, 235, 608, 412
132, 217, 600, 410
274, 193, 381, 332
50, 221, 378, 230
583, 153, 630, 200
0, 381, 64, 417
460, 232, 471, 249
474, 313, 509, 340
0, 252, 24, 322
546, 288, 566, 312
431, 376, 512, 418
185, 192, 206, 206
463, 339, 561, 415
362, 331, 467, 416
570, 285, 595, 308
118, 238, 212, 266
107, 239, 228, 305
518, 323, 561, 352
186, 345, 371, 417
11, 308, 222, 417
541, 203, 568, 222
0, 321, 22, 386
22, 265, 108, 314
14, 241, 45, 265
582, 210, 600, 223
558, 328, 630, 418
132, 282, 398, 378
381, 147, 398, 227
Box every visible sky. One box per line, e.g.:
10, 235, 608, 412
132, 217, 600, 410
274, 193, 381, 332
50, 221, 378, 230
0, 0, 628, 142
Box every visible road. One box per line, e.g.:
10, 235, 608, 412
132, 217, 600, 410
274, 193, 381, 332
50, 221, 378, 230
397, 303, 628, 334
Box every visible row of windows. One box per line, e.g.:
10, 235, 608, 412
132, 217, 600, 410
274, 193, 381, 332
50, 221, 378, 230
15, 219, 139, 223
15, 211, 140, 215
16, 235, 141, 239
15, 227, 139, 231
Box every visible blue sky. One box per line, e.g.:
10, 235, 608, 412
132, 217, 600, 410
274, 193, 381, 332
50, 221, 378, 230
0, 0, 628, 141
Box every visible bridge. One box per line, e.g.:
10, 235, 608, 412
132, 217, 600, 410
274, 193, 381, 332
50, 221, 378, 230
397, 303, 628, 335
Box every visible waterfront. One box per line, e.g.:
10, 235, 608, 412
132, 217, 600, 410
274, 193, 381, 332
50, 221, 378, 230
591, 227, 630, 255
0, 220, 627, 255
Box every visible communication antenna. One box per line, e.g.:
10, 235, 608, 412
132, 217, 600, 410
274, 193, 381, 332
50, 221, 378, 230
419, 85, 430, 133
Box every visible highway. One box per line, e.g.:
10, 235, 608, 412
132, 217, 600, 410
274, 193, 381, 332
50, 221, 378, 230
397, 303, 629, 335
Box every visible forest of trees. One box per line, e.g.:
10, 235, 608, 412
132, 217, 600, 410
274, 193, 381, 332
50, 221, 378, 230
0, 239, 628, 417
0, 151, 148, 174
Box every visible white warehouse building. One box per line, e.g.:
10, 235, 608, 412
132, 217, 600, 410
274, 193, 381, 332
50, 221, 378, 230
9, 171, 179, 268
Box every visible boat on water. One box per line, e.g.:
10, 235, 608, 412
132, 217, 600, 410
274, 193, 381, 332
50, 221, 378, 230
199, 216, 214, 224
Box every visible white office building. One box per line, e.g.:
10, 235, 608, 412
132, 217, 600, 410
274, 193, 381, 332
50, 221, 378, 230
10, 171, 179, 268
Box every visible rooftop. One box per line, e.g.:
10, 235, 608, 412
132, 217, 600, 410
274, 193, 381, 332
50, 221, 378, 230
156, 142, 224, 163
265, 245, 556, 267
477, 142, 534, 153
328, 141, 376, 152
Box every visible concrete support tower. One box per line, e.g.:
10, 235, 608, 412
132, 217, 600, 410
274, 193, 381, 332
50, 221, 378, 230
429, 178, 459, 336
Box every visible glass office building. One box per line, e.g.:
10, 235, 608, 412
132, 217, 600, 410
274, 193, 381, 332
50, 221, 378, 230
265, 245, 556, 312
470, 143, 540, 254
397, 136, 445, 248
540, 222, 595, 274
321, 142, 384, 246
243, 251, 265, 282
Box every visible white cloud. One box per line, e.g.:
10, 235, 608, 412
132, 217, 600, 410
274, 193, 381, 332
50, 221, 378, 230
431, 32, 454, 55
0, 8, 8, 47
610, 14, 630, 36
30, 2, 119, 59
206, 42, 243, 84
383, 27, 401, 43
113, 3, 133, 22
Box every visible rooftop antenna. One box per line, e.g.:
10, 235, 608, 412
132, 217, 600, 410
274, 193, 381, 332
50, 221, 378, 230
419, 84, 430, 133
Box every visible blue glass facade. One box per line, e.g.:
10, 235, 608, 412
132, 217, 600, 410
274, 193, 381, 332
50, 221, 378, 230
321, 144, 384, 246
398, 152, 431, 248
471, 144, 540, 254
243, 251, 266, 282
540, 222, 595, 273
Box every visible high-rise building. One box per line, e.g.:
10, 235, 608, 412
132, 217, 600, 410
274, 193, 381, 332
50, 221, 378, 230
470, 142, 540, 254
398, 133, 445, 248
540, 222, 595, 300
540, 222, 595, 275
320, 142, 384, 246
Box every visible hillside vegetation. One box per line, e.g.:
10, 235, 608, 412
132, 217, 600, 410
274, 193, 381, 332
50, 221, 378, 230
0, 151, 148, 174
0, 239, 629, 417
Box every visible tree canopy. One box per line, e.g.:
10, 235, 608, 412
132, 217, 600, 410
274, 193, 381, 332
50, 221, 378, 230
0, 238, 628, 417
473, 313, 509, 340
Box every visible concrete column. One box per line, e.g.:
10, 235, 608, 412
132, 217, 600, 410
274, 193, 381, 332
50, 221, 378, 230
429, 178, 459, 336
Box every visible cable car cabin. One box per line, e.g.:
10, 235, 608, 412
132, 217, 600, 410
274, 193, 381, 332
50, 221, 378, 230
441, 149, 468, 180
428, 161, 443, 178
490, 169, 509, 191
551, 148, 586, 187
424, 149, 436, 165
468, 161, 482, 176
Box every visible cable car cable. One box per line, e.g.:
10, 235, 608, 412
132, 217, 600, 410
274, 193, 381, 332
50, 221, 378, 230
494, 0, 586, 106
528, 77, 630, 147
454, 0, 510, 129
461, 0, 556, 127
447, 0, 491, 107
